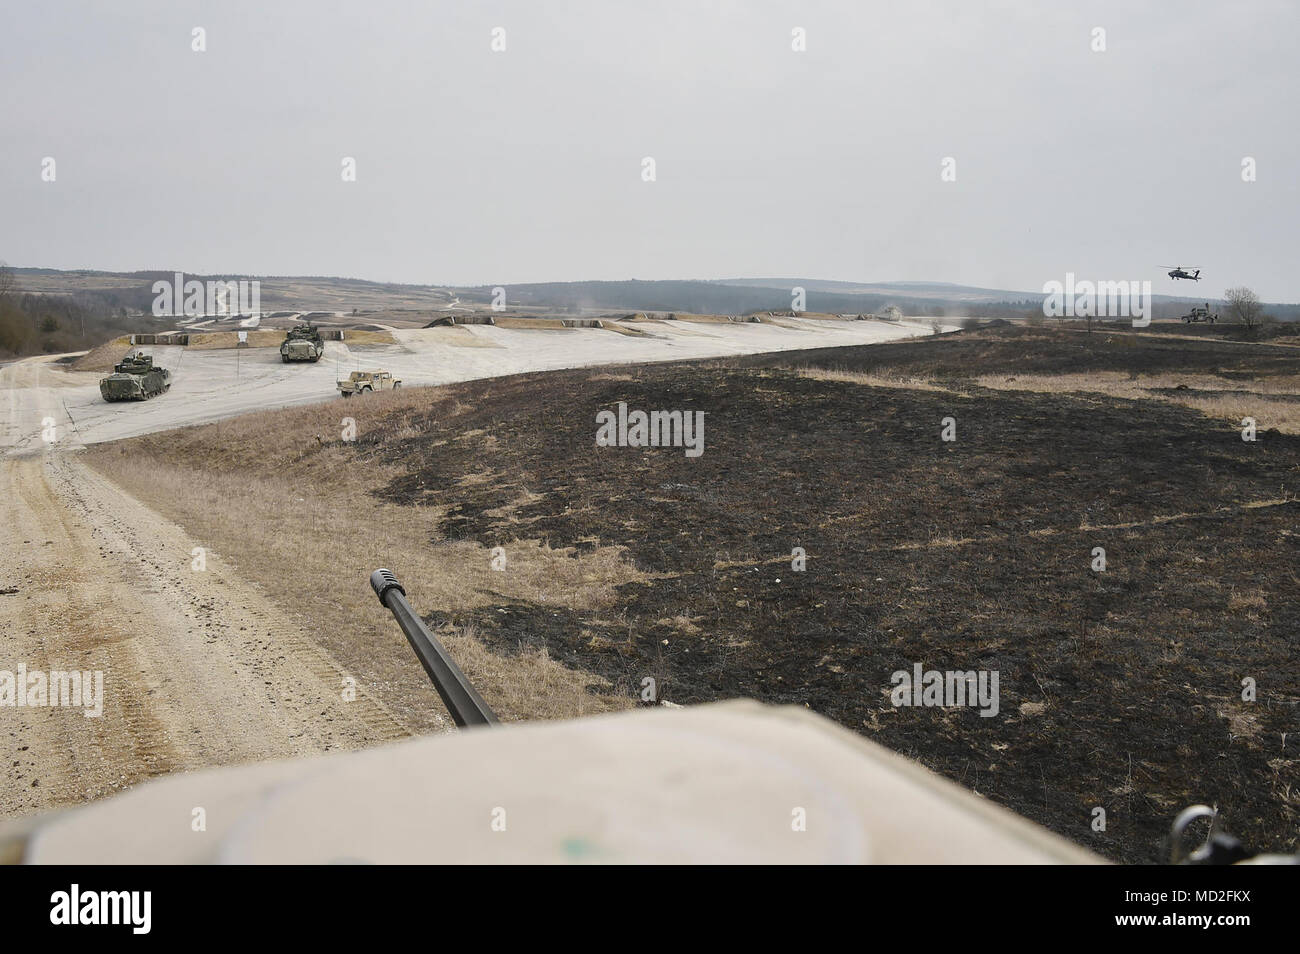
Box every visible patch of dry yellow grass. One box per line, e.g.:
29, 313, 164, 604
491, 317, 568, 330
1227, 588, 1268, 618
799, 367, 954, 393
974, 372, 1300, 433
338, 329, 396, 345
1170, 393, 1300, 434
84, 396, 642, 729
186, 330, 286, 349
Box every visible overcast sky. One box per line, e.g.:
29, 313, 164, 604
2, 1, 1296, 299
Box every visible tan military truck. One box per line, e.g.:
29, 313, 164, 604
1181, 303, 1218, 324
338, 369, 401, 397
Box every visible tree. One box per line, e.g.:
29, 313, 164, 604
1224, 286, 1264, 329
0, 263, 27, 355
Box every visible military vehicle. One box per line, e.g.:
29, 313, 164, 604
1181, 303, 1218, 324
338, 369, 401, 397
99, 352, 172, 402
280, 322, 325, 362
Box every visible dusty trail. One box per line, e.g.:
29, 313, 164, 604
1, 449, 414, 821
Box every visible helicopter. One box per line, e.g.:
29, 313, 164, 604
1161, 265, 1202, 282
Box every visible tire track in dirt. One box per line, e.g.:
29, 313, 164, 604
1, 452, 416, 822
51, 460, 413, 743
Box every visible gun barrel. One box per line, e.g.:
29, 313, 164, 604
370, 568, 499, 727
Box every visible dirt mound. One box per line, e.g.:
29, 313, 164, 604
69, 336, 133, 372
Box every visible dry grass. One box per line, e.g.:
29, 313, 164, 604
85, 394, 643, 731
1169, 393, 1300, 435
339, 329, 397, 345
975, 370, 1300, 397
807, 360, 1300, 434
1227, 588, 1269, 619
492, 317, 568, 330
799, 367, 954, 392
186, 330, 285, 349
973, 372, 1300, 433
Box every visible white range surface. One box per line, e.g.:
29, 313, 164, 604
1, 317, 953, 452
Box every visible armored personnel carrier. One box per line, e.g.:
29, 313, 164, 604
99, 352, 172, 402
280, 322, 325, 362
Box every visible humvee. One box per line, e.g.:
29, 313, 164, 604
1182, 304, 1218, 324
338, 370, 401, 397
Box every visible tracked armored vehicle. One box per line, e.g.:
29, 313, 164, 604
280, 322, 325, 362
99, 352, 172, 402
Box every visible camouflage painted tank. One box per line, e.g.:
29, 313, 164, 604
99, 352, 172, 402
280, 323, 325, 362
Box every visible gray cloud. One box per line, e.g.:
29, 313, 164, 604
2, 0, 1296, 299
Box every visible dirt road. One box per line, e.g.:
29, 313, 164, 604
0, 450, 416, 821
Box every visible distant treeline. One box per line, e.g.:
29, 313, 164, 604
459, 279, 1300, 321
0, 266, 170, 358
457, 279, 1011, 317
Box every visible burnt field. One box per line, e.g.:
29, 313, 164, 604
92, 326, 1300, 862
369, 334, 1298, 863
732, 321, 1300, 378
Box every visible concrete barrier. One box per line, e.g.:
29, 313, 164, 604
130, 334, 190, 345
424, 315, 496, 328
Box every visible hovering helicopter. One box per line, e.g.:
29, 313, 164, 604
1161, 265, 1202, 282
